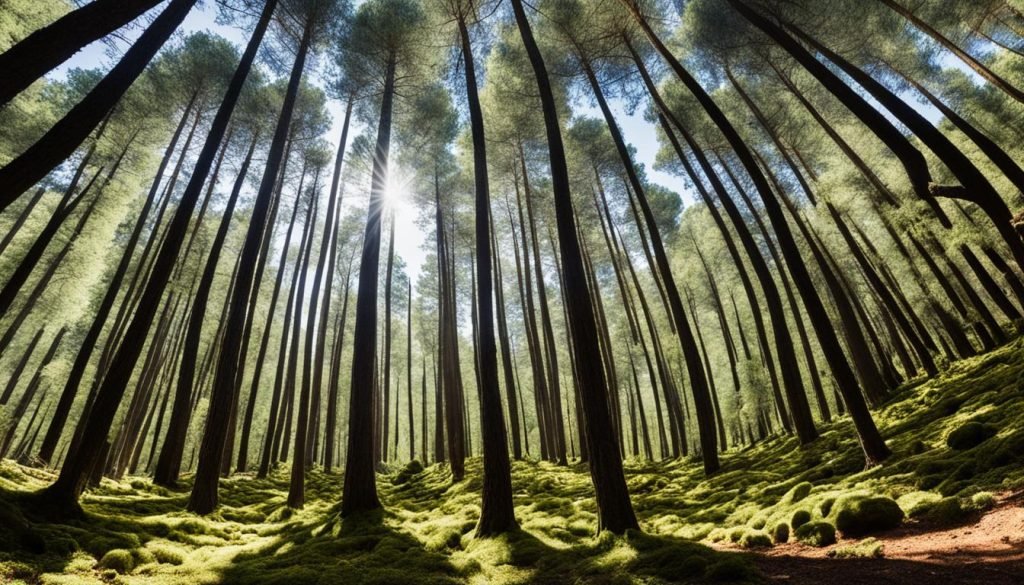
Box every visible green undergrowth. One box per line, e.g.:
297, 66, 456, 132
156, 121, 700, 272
1, 338, 1024, 583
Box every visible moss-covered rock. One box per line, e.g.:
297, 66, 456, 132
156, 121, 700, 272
833, 496, 904, 536
97, 549, 135, 574
772, 523, 789, 544
830, 537, 883, 559
794, 521, 836, 547
781, 482, 812, 504
705, 557, 752, 582
739, 530, 771, 549
946, 421, 997, 450
922, 497, 969, 526
790, 509, 811, 529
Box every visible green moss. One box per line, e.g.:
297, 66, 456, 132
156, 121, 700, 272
969, 491, 996, 511
922, 497, 969, 525
946, 421, 998, 450
898, 491, 942, 517
738, 530, 771, 549
96, 549, 134, 574
790, 509, 811, 529
393, 460, 425, 486
831, 537, 884, 559
794, 521, 836, 547
771, 523, 789, 544
781, 482, 812, 504
147, 542, 185, 565
833, 496, 904, 536
0, 337, 1021, 584
705, 557, 752, 582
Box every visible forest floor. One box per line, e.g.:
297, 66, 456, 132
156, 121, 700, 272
2, 339, 1024, 584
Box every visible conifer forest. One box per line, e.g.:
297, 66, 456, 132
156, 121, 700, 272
3, 0, 1024, 583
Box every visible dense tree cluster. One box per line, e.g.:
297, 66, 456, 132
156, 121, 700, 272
1, 0, 1023, 535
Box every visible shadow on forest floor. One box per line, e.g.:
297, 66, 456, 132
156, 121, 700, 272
2, 339, 1024, 583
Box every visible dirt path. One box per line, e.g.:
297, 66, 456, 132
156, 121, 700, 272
715, 492, 1024, 584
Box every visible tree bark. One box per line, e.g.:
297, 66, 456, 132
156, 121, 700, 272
0, 0, 197, 208
511, 0, 638, 533
341, 52, 397, 516
0, 0, 163, 106
625, 3, 890, 465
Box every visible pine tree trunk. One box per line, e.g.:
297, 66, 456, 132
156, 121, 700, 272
520, 152, 567, 465
0, 0, 163, 106
0, 328, 44, 405
626, 3, 890, 465
324, 260, 353, 472
490, 206, 522, 461
0, 0, 197, 208
0, 328, 66, 457
153, 131, 251, 487
289, 167, 325, 508
0, 187, 45, 257
511, 0, 638, 533
381, 216, 396, 465
341, 53, 397, 517
877, 0, 1024, 104
582, 59, 718, 471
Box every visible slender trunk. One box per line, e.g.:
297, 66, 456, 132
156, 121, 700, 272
0, 328, 45, 405
0, 0, 197, 207
490, 205, 522, 461
341, 53, 397, 516
324, 260, 353, 472
582, 57, 719, 470
153, 131, 250, 487
0, 0, 163, 106
877, 0, 1024, 104
0, 187, 45, 257
511, 0, 638, 532
626, 5, 889, 465
0, 328, 67, 457
289, 166, 324, 508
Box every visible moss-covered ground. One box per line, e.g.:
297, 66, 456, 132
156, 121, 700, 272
2, 338, 1024, 584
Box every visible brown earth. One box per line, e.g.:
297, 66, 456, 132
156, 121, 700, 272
715, 491, 1024, 584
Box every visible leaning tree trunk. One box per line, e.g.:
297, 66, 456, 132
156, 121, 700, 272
380, 215, 396, 465
152, 131, 252, 487
511, 0, 638, 533
876, 0, 1024, 105
0, 187, 45, 257
0, 0, 163, 106
624, 2, 890, 465
324, 259, 353, 472
0, 328, 44, 406
581, 58, 719, 471
288, 172, 323, 508
184, 0, 294, 514
0, 0, 198, 209
761, 4, 1024, 270
638, 52, 816, 440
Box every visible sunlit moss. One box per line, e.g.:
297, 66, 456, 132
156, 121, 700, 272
2, 339, 1024, 582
